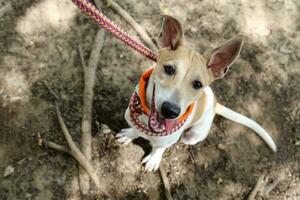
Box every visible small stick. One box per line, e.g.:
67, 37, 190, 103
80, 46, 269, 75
247, 175, 266, 200
159, 167, 174, 200
78, 45, 87, 69
103, 0, 158, 52
44, 141, 70, 154
263, 175, 283, 196
188, 147, 196, 166
43, 81, 59, 101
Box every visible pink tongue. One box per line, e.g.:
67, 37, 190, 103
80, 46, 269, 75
164, 119, 177, 133
148, 84, 178, 133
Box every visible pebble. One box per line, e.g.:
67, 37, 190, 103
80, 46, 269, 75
103, 128, 111, 134
217, 143, 226, 150
190, 27, 197, 33
101, 124, 111, 134
25, 193, 32, 198
217, 177, 223, 184
204, 162, 209, 170
3, 165, 14, 177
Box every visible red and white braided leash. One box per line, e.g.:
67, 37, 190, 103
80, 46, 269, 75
72, 0, 158, 62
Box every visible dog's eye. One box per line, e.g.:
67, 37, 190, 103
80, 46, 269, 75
163, 65, 175, 75
192, 80, 202, 89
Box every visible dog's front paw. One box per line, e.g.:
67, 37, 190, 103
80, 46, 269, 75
116, 128, 138, 145
142, 148, 165, 172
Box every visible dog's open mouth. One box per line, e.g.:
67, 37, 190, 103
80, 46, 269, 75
148, 85, 179, 133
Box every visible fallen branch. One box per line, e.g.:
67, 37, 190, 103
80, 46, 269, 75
58, 101, 101, 187
103, 0, 158, 52
42, 97, 101, 188
159, 167, 174, 200
78, 27, 106, 194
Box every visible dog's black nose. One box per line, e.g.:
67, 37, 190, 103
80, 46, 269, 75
161, 102, 181, 119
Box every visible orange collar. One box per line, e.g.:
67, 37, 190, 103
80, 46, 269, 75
138, 68, 195, 122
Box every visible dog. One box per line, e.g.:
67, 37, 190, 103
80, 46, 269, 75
116, 15, 277, 172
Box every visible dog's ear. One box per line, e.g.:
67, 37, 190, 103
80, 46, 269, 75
158, 15, 184, 50
207, 35, 244, 79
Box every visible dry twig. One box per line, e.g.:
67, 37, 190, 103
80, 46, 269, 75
55, 101, 101, 188
44, 141, 70, 154
103, 0, 158, 52
247, 173, 284, 199
159, 167, 174, 200
263, 175, 284, 196
43, 81, 59, 101
247, 175, 266, 200
42, 94, 101, 188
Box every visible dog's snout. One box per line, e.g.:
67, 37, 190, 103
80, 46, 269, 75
161, 102, 181, 119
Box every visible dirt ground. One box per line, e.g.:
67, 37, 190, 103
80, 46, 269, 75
0, 0, 299, 199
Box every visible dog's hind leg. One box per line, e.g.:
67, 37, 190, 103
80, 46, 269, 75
182, 105, 215, 145
181, 117, 214, 145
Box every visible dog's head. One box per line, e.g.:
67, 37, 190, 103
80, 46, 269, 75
148, 15, 244, 133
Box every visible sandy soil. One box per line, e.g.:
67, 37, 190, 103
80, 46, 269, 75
0, 0, 299, 199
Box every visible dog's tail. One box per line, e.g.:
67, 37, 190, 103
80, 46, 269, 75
215, 103, 277, 152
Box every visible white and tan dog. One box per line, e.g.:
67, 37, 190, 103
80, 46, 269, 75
117, 16, 276, 172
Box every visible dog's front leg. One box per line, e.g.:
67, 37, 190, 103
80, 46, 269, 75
116, 108, 139, 145
142, 146, 166, 172
116, 127, 139, 145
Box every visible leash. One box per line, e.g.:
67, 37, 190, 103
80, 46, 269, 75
72, 0, 158, 62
